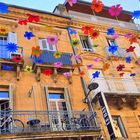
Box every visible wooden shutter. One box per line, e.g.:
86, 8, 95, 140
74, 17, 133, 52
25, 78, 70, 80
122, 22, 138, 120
7, 32, 17, 44
88, 36, 94, 51
44, 86, 50, 110
9, 84, 14, 110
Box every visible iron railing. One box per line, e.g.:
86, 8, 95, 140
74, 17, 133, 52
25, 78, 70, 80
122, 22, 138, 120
0, 110, 99, 134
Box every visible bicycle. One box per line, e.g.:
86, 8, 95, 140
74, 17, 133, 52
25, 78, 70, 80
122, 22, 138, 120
0, 110, 24, 134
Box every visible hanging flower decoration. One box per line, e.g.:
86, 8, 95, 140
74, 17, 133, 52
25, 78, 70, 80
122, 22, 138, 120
79, 71, 85, 77
130, 73, 136, 77
0, 26, 8, 35
90, 30, 100, 39
54, 62, 63, 68
68, 27, 77, 35
126, 46, 135, 52
108, 45, 118, 54
24, 66, 33, 73
103, 63, 110, 71
12, 56, 23, 63
67, 0, 77, 7
132, 10, 140, 19
93, 57, 103, 62
33, 58, 44, 64
112, 33, 119, 39
126, 56, 132, 63
108, 4, 122, 17
71, 40, 80, 47
116, 64, 125, 71
24, 31, 34, 40
129, 35, 139, 44
92, 71, 100, 78
47, 36, 58, 45
6, 43, 18, 52
26, 14, 40, 22
87, 64, 94, 69
18, 20, 28, 25
81, 26, 94, 35
43, 69, 53, 76
53, 52, 62, 58
107, 28, 115, 35
124, 33, 132, 39
0, 3, 9, 14
119, 72, 124, 77
63, 72, 72, 77
91, 0, 104, 13
31, 46, 42, 58
2, 65, 14, 70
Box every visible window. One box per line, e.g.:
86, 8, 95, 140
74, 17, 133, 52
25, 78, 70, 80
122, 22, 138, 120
112, 116, 128, 138
80, 35, 94, 51
0, 91, 9, 99
39, 39, 57, 51
0, 91, 9, 111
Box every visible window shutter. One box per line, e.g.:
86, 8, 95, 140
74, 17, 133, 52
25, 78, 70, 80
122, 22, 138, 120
9, 84, 14, 110
7, 32, 17, 44
44, 86, 50, 110
48, 44, 57, 51
39, 39, 48, 50
88, 36, 94, 51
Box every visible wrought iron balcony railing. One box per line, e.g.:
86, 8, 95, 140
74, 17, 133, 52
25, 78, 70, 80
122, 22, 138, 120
0, 110, 99, 134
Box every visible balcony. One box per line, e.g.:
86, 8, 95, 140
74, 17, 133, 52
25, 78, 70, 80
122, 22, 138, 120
69, 11, 140, 31
32, 51, 74, 82
0, 110, 100, 139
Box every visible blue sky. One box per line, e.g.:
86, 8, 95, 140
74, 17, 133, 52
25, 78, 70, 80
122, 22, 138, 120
0, 0, 140, 23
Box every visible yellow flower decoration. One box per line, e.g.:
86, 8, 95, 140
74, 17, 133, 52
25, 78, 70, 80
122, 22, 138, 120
53, 51, 62, 58
0, 26, 9, 35
24, 66, 33, 73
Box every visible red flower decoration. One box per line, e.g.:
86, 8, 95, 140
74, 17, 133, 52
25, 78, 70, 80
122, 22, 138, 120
43, 69, 53, 76
116, 64, 125, 71
18, 20, 28, 25
129, 35, 139, 44
26, 14, 40, 22
119, 73, 124, 77
126, 46, 135, 52
81, 26, 94, 35
90, 30, 100, 39
12, 56, 23, 63
91, 0, 104, 13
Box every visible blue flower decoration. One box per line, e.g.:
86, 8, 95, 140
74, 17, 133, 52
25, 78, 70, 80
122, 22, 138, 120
130, 73, 136, 77
6, 43, 18, 52
132, 11, 140, 19
68, 27, 77, 35
2, 64, 14, 70
0, 3, 9, 14
92, 71, 100, 78
126, 56, 131, 63
108, 45, 118, 54
107, 28, 115, 35
34, 58, 44, 64
24, 31, 34, 40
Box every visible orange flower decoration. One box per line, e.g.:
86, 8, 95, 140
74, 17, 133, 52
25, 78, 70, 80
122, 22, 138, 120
79, 71, 85, 77
91, 0, 104, 13
103, 63, 110, 71
32, 46, 42, 58
129, 35, 139, 44
73, 64, 83, 68
90, 30, 100, 39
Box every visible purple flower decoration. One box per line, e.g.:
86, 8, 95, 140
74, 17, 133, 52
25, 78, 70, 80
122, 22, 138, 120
112, 33, 119, 39
68, 27, 77, 34
6, 43, 18, 52
24, 31, 34, 40
124, 33, 132, 39
87, 64, 93, 69
107, 28, 115, 35
63, 72, 72, 77
132, 10, 140, 19
0, 3, 9, 14
126, 56, 131, 63
47, 36, 58, 45
54, 62, 63, 68
108, 45, 118, 54
92, 71, 100, 78
130, 73, 136, 77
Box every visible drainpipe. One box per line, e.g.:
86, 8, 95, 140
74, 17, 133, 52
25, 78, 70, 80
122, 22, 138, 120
67, 23, 98, 127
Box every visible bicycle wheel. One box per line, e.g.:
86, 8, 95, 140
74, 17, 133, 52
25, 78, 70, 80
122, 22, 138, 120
8, 119, 24, 133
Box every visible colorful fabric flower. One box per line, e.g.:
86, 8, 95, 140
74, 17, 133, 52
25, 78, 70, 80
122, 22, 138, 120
0, 3, 9, 14
12, 56, 23, 63
47, 36, 58, 45
24, 31, 34, 40
119, 72, 124, 77
130, 73, 136, 77
71, 40, 80, 47
63, 72, 72, 77
103, 63, 110, 71
87, 64, 94, 69
107, 28, 115, 35
32, 46, 42, 58
124, 33, 132, 39
24, 66, 33, 73
53, 52, 62, 58
116, 64, 125, 71
112, 33, 119, 39
43, 69, 53, 76
90, 30, 100, 39
18, 20, 28, 25
108, 45, 118, 54
126, 46, 135, 52
26, 14, 40, 22
109, 4, 122, 17
0, 26, 8, 35
68, 27, 77, 34
91, 0, 104, 13
54, 62, 63, 68
81, 26, 94, 35
129, 35, 139, 44
33, 58, 44, 64
93, 58, 103, 62
92, 71, 100, 78
73, 55, 81, 61
67, 0, 77, 7
6, 43, 18, 52
2, 65, 14, 70
79, 71, 85, 77
126, 56, 131, 63
132, 10, 140, 19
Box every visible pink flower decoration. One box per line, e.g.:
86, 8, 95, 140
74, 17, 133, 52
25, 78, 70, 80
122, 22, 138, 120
63, 72, 72, 77
87, 64, 94, 69
67, 0, 77, 7
124, 33, 132, 39
47, 36, 58, 45
54, 62, 63, 68
93, 58, 103, 62
112, 33, 119, 39
109, 4, 122, 17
